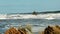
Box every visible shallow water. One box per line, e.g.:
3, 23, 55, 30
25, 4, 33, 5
0, 19, 60, 34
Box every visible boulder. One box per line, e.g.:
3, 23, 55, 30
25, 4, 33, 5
43, 25, 60, 34
5, 27, 20, 34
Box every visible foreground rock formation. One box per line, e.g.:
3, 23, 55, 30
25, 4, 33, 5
5, 25, 60, 34
43, 25, 60, 34
5, 25, 32, 34
5, 27, 20, 34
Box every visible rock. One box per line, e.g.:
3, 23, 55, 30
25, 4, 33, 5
5, 25, 32, 34
43, 25, 60, 34
44, 26, 54, 34
18, 28, 27, 34
5, 27, 21, 34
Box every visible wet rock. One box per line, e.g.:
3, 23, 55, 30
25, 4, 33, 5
43, 25, 60, 34
5, 27, 20, 34
18, 28, 27, 34
5, 25, 32, 34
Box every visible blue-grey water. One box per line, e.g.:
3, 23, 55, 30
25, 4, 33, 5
0, 19, 60, 34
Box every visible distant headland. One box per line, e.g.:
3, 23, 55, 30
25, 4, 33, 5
7, 10, 60, 15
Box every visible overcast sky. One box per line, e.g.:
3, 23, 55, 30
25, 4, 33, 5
0, 0, 60, 14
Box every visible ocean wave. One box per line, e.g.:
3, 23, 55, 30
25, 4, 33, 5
0, 13, 60, 19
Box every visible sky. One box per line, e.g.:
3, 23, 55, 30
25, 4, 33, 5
0, 0, 60, 14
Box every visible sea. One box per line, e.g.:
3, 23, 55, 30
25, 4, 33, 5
0, 17, 60, 34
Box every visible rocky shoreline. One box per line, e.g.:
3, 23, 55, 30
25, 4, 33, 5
4, 25, 60, 34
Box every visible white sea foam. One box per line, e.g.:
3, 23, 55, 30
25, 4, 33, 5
0, 13, 60, 19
